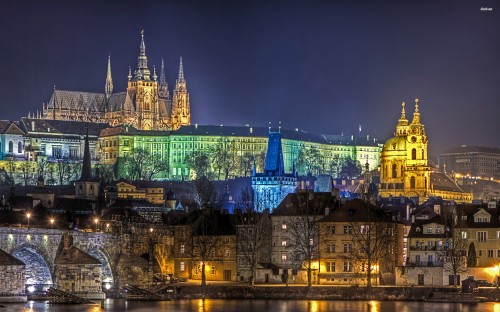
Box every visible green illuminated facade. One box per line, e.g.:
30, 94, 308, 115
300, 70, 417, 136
99, 124, 382, 181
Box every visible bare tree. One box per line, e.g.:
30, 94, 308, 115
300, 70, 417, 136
192, 176, 219, 210
54, 157, 73, 185
185, 151, 211, 179
20, 161, 36, 186
122, 148, 168, 181
210, 138, 238, 181
339, 157, 362, 179
277, 192, 330, 287
236, 209, 271, 285
347, 201, 396, 288
439, 211, 469, 286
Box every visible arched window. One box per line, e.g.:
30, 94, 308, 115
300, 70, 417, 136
410, 176, 416, 189
392, 164, 397, 178
8, 141, 13, 153
411, 148, 416, 160
18, 142, 22, 153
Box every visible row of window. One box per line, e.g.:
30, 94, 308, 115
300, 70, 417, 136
325, 261, 353, 272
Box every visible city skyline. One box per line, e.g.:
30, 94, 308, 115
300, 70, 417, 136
0, 0, 498, 155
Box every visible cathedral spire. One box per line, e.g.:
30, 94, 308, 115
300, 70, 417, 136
395, 101, 409, 136
134, 30, 151, 80
400, 101, 406, 120
178, 56, 185, 82
105, 53, 113, 99
159, 58, 169, 99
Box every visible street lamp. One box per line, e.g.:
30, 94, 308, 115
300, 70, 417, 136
106, 223, 110, 232
26, 212, 31, 229
94, 218, 99, 232
50, 218, 55, 228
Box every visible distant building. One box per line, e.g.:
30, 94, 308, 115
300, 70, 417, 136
439, 145, 500, 180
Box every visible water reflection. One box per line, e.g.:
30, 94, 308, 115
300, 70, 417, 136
3, 299, 500, 312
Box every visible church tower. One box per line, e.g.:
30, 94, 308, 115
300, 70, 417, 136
171, 57, 191, 130
75, 128, 100, 201
379, 99, 430, 203
105, 54, 113, 100
126, 30, 160, 130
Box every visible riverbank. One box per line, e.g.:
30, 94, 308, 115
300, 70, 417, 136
171, 285, 500, 302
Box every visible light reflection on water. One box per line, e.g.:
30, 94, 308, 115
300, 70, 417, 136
2, 299, 499, 312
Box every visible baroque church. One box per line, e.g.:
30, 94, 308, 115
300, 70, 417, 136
40, 31, 190, 131
379, 99, 471, 203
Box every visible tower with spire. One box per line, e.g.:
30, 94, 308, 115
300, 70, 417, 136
379, 98, 430, 203
126, 30, 160, 130
105, 54, 113, 100
251, 131, 297, 212
171, 57, 191, 130
75, 126, 100, 200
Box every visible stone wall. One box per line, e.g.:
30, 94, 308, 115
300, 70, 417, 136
0, 265, 25, 295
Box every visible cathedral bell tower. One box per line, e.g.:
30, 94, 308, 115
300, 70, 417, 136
171, 57, 191, 130
379, 99, 430, 203
126, 30, 160, 130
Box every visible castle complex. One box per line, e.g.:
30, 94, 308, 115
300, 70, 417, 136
40, 31, 190, 131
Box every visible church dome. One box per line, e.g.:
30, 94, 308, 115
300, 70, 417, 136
382, 135, 407, 152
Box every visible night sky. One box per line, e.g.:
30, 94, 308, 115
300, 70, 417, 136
0, 0, 498, 155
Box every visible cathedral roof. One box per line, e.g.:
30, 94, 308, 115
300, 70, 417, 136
430, 172, 468, 194
273, 192, 334, 216
382, 136, 407, 152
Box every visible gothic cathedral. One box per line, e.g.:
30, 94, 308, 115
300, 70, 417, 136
41, 31, 190, 131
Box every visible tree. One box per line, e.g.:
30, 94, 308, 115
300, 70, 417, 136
210, 138, 238, 181
346, 200, 396, 288
276, 192, 331, 287
239, 152, 254, 177
20, 161, 36, 186
439, 212, 469, 286
185, 151, 211, 179
295, 146, 324, 176
236, 209, 271, 285
54, 157, 73, 185
192, 176, 219, 210
339, 157, 362, 179
122, 148, 168, 181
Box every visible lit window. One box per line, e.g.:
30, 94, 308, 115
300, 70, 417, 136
225, 248, 230, 257
282, 223, 287, 230
180, 262, 185, 272
281, 253, 287, 262
180, 244, 185, 254
281, 240, 287, 247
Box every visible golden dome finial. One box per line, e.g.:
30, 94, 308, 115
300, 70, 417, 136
414, 98, 419, 112
400, 102, 406, 119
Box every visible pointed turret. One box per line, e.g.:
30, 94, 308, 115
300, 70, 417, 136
152, 65, 157, 81
105, 54, 113, 100
133, 30, 151, 81
159, 58, 169, 99
178, 56, 185, 83
171, 56, 190, 129
79, 127, 92, 182
395, 101, 409, 136
410, 98, 421, 125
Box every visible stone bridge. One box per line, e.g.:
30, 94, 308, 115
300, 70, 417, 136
0, 227, 122, 291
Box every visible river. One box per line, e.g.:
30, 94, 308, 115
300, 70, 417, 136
2, 299, 499, 312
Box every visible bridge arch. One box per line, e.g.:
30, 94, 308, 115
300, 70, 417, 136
11, 242, 54, 293
87, 247, 115, 290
